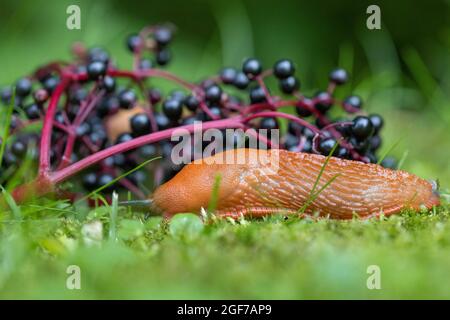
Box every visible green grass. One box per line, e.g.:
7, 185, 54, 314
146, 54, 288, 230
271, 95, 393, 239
0, 203, 449, 299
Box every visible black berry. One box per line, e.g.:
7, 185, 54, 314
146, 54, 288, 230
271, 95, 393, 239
184, 95, 200, 112
233, 72, 250, 89
156, 48, 171, 66
343, 95, 362, 112
279, 76, 299, 94
87, 61, 107, 80
369, 114, 384, 133
351, 116, 374, 141
162, 99, 183, 120
25, 104, 41, 120
329, 68, 348, 85
314, 91, 332, 113
100, 76, 116, 92
154, 27, 172, 46
130, 113, 151, 136
16, 78, 32, 97
273, 59, 295, 79
220, 68, 237, 84
82, 172, 98, 191
319, 138, 337, 155
204, 85, 222, 103
118, 89, 137, 109
242, 58, 262, 76
126, 34, 142, 52
249, 86, 267, 103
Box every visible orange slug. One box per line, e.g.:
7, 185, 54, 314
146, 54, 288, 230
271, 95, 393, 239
150, 148, 440, 219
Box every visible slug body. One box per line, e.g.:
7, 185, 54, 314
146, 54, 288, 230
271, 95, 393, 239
152, 149, 440, 219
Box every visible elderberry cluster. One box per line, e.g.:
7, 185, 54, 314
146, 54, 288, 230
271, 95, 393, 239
0, 24, 396, 199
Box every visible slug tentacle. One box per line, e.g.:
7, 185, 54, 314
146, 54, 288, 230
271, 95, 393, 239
152, 149, 440, 219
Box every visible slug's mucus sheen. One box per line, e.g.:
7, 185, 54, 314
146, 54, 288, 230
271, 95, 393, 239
152, 149, 440, 219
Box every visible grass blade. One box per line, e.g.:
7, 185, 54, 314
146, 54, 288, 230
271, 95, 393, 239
207, 173, 222, 213
0, 184, 21, 220
298, 141, 339, 214
397, 150, 409, 170
109, 191, 118, 241
377, 136, 403, 165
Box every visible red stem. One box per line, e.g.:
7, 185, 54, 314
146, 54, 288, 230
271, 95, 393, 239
51, 117, 244, 183
39, 75, 71, 175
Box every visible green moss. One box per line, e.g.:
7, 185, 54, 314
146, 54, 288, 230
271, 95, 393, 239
0, 204, 449, 299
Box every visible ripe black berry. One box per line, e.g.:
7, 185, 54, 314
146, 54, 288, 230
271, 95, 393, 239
130, 113, 151, 136
249, 86, 267, 103
155, 113, 172, 130
201, 105, 222, 121
296, 98, 313, 117
329, 68, 348, 85
366, 153, 378, 164
70, 88, 87, 104
88, 47, 110, 63
76, 122, 91, 137
184, 95, 200, 112
369, 114, 384, 133
233, 72, 250, 89
116, 133, 134, 145
351, 116, 374, 141
220, 68, 237, 84
100, 76, 116, 92
163, 99, 183, 120
381, 156, 397, 169
97, 96, 120, 117
89, 131, 107, 147
273, 59, 295, 79
16, 78, 32, 97
98, 173, 115, 191
349, 136, 370, 153
343, 95, 362, 112
139, 144, 157, 158
169, 90, 186, 102
284, 134, 300, 150
11, 140, 27, 158
288, 121, 303, 136
87, 61, 107, 80
369, 135, 382, 151
113, 154, 127, 167
3, 151, 18, 167
25, 104, 41, 120
43, 76, 59, 94
319, 138, 337, 155
204, 85, 222, 103
139, 59, 153, 70
1, 86, 12, 105
259, 117, 279, 130
82, 172, 98, 191
279, 76, 299, 94
118, 89, 137, 109
314, 91, 332, 113
154, 27, 172, 46
149, 88, 162, 104
156, 48, 171, 66
126, 34, 142, 52
242, 58, 262, 76
129, 170, 147, 185
337, 147, 350, 159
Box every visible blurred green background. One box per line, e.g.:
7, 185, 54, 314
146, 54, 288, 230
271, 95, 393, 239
1, 0, 449, 184
0, 0, 449, 300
